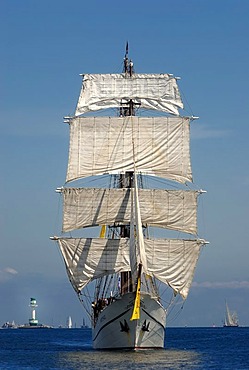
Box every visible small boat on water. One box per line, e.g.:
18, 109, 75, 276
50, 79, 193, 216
1, 321, 17, 329
81, 318, 89, 329
223, 301, 239, 327
67, 316, 72, 329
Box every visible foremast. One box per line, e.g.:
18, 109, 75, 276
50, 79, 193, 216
118, 43, 134, 295
119, 44, 147, 318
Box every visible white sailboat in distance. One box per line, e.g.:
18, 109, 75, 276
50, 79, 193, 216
223, 301, 239, 327
51, 43, 208, 349
67, 316, 72, 329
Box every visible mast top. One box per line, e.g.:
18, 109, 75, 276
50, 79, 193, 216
123, 42, 134, 77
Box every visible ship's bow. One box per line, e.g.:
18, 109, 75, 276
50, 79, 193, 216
92, 292, 166, 350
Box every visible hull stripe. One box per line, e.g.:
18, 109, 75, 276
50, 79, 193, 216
141, 308, 165, 330
93, 308, 130, 342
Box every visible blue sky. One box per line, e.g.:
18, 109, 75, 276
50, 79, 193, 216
1, 0, 249, 328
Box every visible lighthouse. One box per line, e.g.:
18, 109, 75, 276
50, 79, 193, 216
29, 298, 39, 326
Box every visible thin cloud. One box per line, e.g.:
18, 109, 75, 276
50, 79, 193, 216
192, 281, 249, 289
0, 267, 18, 283
191, 124, 231, 140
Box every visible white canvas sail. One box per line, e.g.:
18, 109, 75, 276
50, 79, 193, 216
61, 188, 198, 234
57, 237, 131, 292
66, 116, 192, 183
145, 238, 204, 299
55, 237, 205, 299
75, 74, 183, 116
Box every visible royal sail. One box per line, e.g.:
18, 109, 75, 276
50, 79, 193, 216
75, 74, 183, 116
51, 44, 207, 350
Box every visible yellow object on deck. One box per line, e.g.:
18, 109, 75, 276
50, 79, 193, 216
100, 225, 106, 238
130, 276, 141, 321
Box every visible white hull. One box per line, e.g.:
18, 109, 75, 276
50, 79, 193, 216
92, 292, 166, 350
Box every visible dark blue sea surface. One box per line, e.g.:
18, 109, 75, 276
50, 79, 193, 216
0, 327, 248, 369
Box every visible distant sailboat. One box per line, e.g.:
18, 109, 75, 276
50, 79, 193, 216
81, 318, 89, 329
67, 316, 72, 329
223, 301, 239, 327
1, 320, 17, 329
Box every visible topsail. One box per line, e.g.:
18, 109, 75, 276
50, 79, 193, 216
61, 187, 199, 234
66, 116, 192, 183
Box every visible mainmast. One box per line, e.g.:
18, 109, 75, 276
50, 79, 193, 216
120, 42, 135, 117
119, 43, 135, 294
123, 41, 134, 76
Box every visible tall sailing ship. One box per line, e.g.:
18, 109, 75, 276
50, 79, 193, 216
51, 44, 207, 349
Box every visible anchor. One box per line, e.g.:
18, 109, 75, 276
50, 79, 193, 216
120, 319, 130, 332
141, 320, 150, 332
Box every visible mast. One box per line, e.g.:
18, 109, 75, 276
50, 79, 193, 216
120, 42, 135, 117
119, 42, 135, 294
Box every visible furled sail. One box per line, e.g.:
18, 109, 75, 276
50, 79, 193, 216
129, 188, 137, 287
75, 74, 183, 116
133, 171, 147, 273
61, 188, 198, 234
66, 116, 192, 183
55, 237, 205, 299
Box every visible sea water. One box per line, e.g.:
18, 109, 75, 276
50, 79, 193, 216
0, 327, 248, 369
